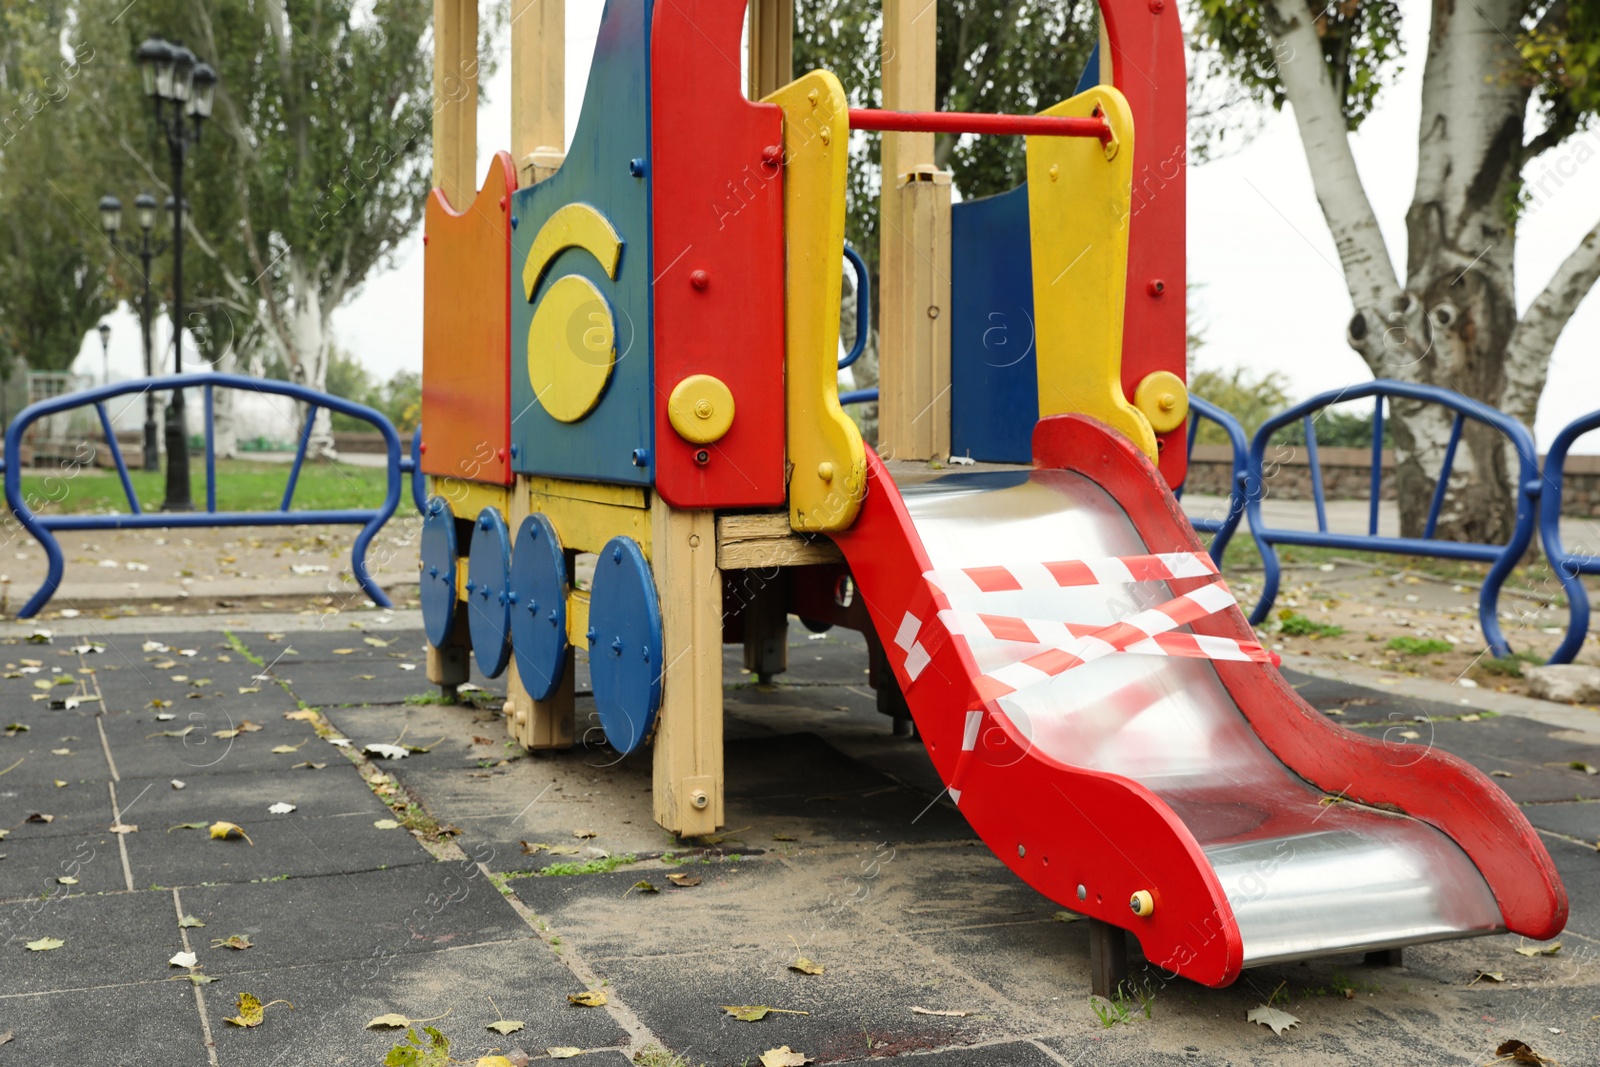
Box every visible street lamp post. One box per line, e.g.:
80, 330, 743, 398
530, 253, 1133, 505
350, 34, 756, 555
135, 36, 218, 511
99, 192, 166, 472
96, 322, 111, 386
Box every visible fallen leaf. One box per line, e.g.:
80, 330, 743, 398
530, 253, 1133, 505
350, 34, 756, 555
546, 1050, 581, 1060
178, 914, 205, 928
214, 728, 242, 739
789, 958, 824, 975
179, 973, 219, 985
572, 828, 597, 839
365, 637, 391, 647
374, 819, 401, 830
333, 649, 357, 655
156, 713, 176, 721
475, 1059, 515, 1067
1569, 762, 1598, 775
487, 1019, 524, 1035
171, 779, 186, 789
1491, 770, 1515, 778
50, 748, 70, 755
169, 951, 197, 967
365, 743, 410, 760
1514, 941, 1562, 957
759, 1046, 813, 1067
54, 779, 67, 788
1247, 1005, 1299, 1036
223, 992, 290, 1028
721, 1006, 810, 1022
567, 990, 607, 1007
211, 935, 253, 950
148, 726, 197, 739
267, 802, 296, 815
365, 1009, 450, 1030
1053, 911, 1082, 923
1470, 971, 1505, 984
238, 687, 260, 695
1496, 1039, 1555, 1065
292, 761, 326, 770
168, 822, 208, 832
24, 937, 63, 951
384, 1027, 451, 1067
666, 873, 701, 887
209, 821, 254, 845
628, 880, 659, 894
25, 813, 53, 824
56, 875, 77, 885
398, 663, 416, 671
109, 823, 138, 834
271, 740, 308, 754
0, 1031, 12, 1045
284, 709, 319, 721
910, 1007, 968, 1017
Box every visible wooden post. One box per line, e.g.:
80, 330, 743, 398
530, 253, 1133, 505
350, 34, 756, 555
739, 570, 788, 684
746, 0, 793, 99
651, 497, 723, 837
511, 0, 565, 186
426, 610, 471, 700
432, 0, 479, 207
877, 0, 951, 461
1089, 918, 1129, 999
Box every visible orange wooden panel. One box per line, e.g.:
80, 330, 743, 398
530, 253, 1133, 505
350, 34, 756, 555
422, 151, 516, 486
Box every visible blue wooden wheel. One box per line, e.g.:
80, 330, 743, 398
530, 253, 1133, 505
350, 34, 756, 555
509, 513, 568, 700
466, 507, 513, 678
419, 497, 459, 648
588, 536, 662, 755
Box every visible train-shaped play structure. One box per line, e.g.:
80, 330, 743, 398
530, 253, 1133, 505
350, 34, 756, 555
417, 0, 1565, 991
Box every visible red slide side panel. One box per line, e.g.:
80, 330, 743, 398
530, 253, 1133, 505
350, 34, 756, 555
1100, 0, 1188, 488
1033, 413, 1569, 941
421, 152, 516, 486
649, 0, 787, 509
831, 452, 1245, 987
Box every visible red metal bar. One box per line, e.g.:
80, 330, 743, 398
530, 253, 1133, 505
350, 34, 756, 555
847, 108, 1111, 143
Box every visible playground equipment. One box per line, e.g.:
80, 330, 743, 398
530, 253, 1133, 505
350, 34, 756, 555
1244, 380, 1541, 659
2, 373, 419, 617
1173, 395, 1249, 566
417, 0, 1565, 991
1539, 407, 1600, 664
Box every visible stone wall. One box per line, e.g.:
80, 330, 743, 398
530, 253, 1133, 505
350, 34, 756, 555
1184, 443, 1600, 518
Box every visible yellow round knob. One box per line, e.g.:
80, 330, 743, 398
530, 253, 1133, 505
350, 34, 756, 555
1133, 371, 1189, 434
817, 461, 834, 482
1129, 890, 1154, 918
668, 374, 736, 445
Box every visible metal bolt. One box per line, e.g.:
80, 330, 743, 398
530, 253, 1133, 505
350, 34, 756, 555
628, 158, 646, 177
1018, 844, 1026, 858
694, 449, 710, 465
761, 144, 783, 167
690, 790, 709, 810
480, 515, 491, 530
641, 645, 650, 660
529, 599, 538, 614
1077, 884, 1087, 901
631, 448, 650, 467
612, 545, 622, 563
611, 637, 623, 656
507, 591, 518, 605
586, 627, 597, 645
1148, 278, 1166, 297
428, 566, 438, 578
510, 215, 519, 229
510, 444, 520, 458
690, 270, 710, 290
464, 580, 476, 593
694, 399, 713, 418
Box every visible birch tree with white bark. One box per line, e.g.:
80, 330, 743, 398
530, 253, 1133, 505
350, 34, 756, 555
1195, 0, 1600, 542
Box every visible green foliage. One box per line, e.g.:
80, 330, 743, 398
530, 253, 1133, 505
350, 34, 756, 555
1477, 651, 1544, 679
1386, 636, 1452, 656
269, 347, 420, 432
537, 853, 638, 877
17, 457, 389, 514
1277, 611, 1344, 638
1188, 365, 1292, 445
1192, 0, 1405, 132
383, 1026, 450, 1067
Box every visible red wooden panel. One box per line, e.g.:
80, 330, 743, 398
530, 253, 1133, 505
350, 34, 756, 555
1101, 0, 1189, 488
422, 152, 516, 486
649, 0, 787, 509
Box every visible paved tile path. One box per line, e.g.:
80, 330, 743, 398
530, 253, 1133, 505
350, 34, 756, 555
0, 619, 1595, 1066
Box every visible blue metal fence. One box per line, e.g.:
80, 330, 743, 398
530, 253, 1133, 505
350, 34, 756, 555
1243, 379, 1540, 658
1174, 395, 1250, 566
1538, 407, 1600, 664
1, 372, 416, 618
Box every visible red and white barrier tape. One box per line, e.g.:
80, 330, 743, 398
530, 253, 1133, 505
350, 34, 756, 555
924, 551, 1217, 598
938, 608, 1272, 667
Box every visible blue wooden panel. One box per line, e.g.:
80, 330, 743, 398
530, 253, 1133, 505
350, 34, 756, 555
467, 507, 513, 678
950, 182, 1038, 464
510, 512, 569, 701
588, 536, 663, 756
510, 0, 654, 486
419, 498, 458, 648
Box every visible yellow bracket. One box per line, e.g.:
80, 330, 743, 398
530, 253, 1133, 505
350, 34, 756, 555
1026, 85, 1156, 459
765, 71, 867, 533
521, 202, 622, 299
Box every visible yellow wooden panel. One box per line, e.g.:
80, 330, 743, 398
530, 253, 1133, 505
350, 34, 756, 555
527, 274, 616, 423
525, 491, 652, 557
522, 202, 622, 298
764, 72, 867, 533
565, 587, 590, 648
430, 477, 511, 526
523, 475, 646, 509
1026, 86, 1155, 458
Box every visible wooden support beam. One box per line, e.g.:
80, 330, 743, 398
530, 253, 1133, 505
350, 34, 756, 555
511, 0, 565, 186
715, 512, 843, 570
746, 0, 793, 99
879, 168, 951, 460
426, 609, 472, 699
1089, 918, 1129, 999
432, 0, 480, 208
651, 498, 723, 837
738, 571, 788, 684
877, 0, 950, 462
505, 475, 575, 750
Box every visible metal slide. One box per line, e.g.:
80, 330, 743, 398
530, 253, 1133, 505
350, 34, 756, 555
829, 415, 1566, 987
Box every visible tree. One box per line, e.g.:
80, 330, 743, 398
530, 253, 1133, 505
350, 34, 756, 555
75, 0, 498, 456
0, 2, 115, 385
1194, 1, 1600, 543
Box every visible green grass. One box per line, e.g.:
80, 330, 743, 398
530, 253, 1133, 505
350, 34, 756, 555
1478, 651, 1545, 678
1278, 611, 1345, 638
1386, 636, 1453, 656
15, 458, 390, 515
536, 853, 638, 877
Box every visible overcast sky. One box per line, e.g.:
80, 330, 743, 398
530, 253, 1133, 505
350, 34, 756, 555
80, 0, 1600, 450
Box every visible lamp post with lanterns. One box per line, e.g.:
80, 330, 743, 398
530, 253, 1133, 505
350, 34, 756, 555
98, 192, 166, 472
96, 322, 111, 386
133, 35, 217, 511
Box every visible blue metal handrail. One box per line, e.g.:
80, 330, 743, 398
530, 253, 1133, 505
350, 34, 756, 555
1244, 379, 1540, 657
1173, 395, 1251, 566
1, 372, 416, 618
1538, 407, 1600, 663
838, 245, 871, 370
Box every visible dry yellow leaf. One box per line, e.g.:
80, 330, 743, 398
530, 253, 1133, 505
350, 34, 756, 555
722, 1006, 810, 1022
486, 1019, 524, 1035
209, 821, 254, 845
547, 1050, 582, 1060
284, 709, 319, 721
788, 957, 824, 976
223, 992, 290, 1028
759, 1047, 813, 1067
24, 937, 63, 951
567, 990, 607, 1007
